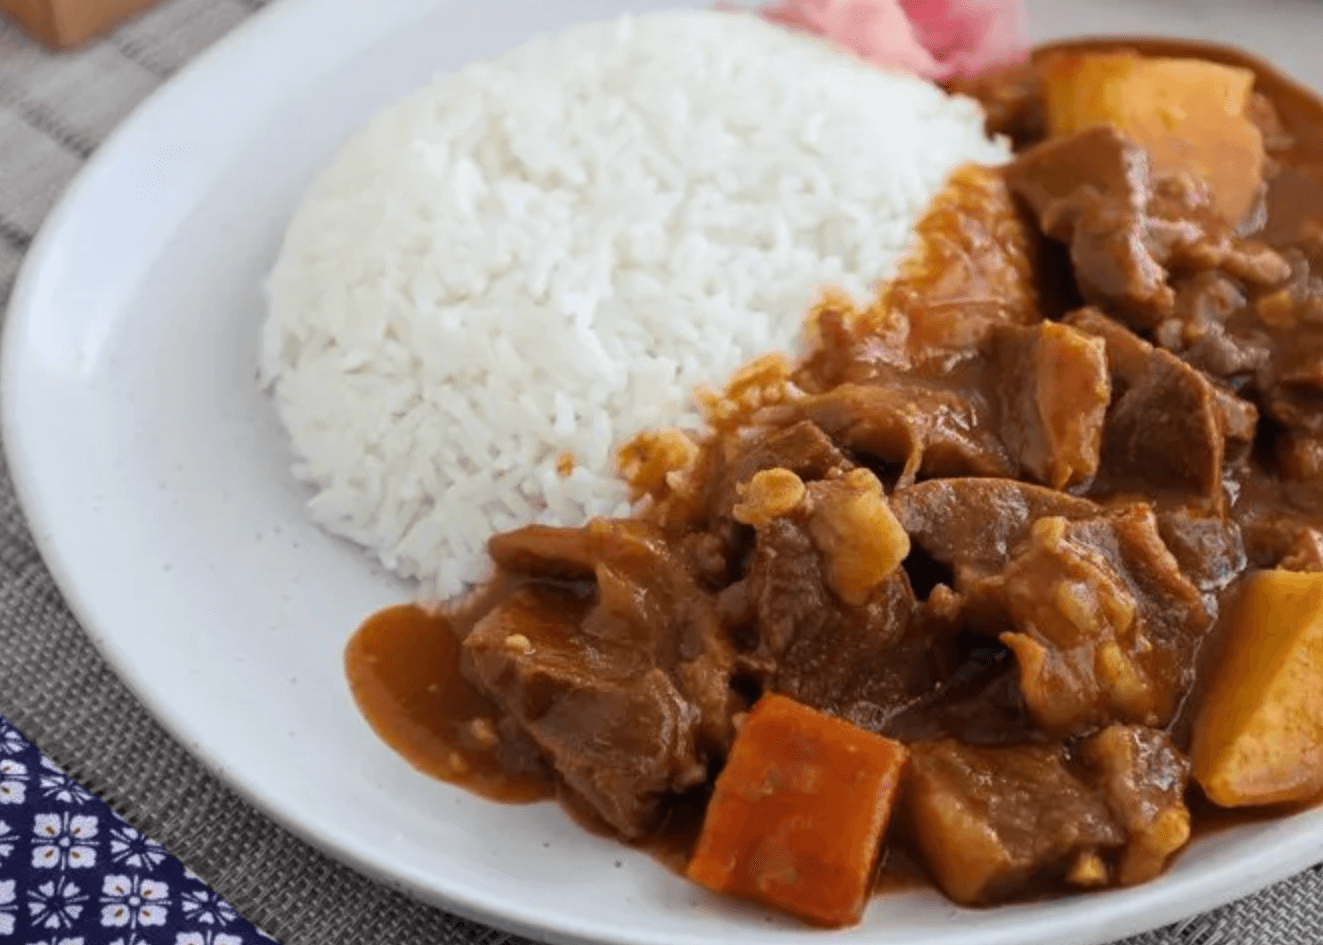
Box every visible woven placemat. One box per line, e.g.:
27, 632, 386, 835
0, 1, 1321, 943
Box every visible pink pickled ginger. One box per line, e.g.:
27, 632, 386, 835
746, 0, 1027, 81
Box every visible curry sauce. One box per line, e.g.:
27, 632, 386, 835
346, 36, 1323, 924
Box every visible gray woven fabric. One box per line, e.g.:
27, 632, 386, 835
0, 1, 1320, 943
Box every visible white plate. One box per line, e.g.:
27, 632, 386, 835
6, 0, 1323, 942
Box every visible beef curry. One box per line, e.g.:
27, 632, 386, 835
346, 37, 1323, 926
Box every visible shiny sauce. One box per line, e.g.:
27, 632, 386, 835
345, 604, 553, 803
345, 36, 1323, 903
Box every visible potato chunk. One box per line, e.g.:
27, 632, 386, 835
1042, 52, 1264, 223
1192, 570, 1323, 806
688, 694, 908, 927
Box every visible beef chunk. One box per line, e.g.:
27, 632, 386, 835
488, 525, 598, 580
1069, 307, 1258, 462
777, 321, 1111, 490
1160, 271, 1270, 379
464, 586, 705, 838
1099, 348, 1225, 503
1156, 507, 1247, 596
891, 479, 1099, 587
908, 741, 1124, 904
1082, 726, 1191, 886
1006, 126, 1173, 322
989, 509, 1211, 736
730, 469, 943, 733
988, 322, 1110, 489
1068, 309, 1238, 504
706, 420, 850, 533
1008, 128, 1287, 331
767, 377, 1015, 485
473, 519, 742, 836
887, 644, 1039, 747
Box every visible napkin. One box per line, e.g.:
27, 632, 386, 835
0, 714, 276, 945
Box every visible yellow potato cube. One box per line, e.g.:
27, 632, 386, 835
1042, 52, 1264, 223
1192, 570, 1323, 807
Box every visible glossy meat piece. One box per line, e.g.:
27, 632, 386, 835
477, 519, 741, 836
769, 375, 1014, 485
1156, 507, 1247, 596
887, 644, 1039, 747
1098, 348, 1225, 503
1068, 307, 1257, 468
988, 322, 1110, 489
1082, 725, 1191, 886
1006, 126, 1173, 322
734, 476, 941, 734
464, 586, 705, 838
991, 508, 1210, 736
707, 420, 850, 533
891, 478, 1098, 587
1007, 129, 1287, 332
1282, 529, 1323, 572
908, 740, 1124, 904
1160, 271, 1268, 380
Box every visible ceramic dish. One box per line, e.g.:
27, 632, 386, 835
6, 0, 1323, 942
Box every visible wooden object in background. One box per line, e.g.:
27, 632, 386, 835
0, 0, 165, 49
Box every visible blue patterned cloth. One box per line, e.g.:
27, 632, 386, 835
0, 715, 275, 945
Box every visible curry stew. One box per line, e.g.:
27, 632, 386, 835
347, 38, 1323, 926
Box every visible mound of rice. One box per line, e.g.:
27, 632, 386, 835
261, 9, 1009, 598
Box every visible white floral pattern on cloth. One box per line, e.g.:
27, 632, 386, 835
0, 716, 278, 943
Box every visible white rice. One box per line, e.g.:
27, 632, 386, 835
261, 10, 1009, 598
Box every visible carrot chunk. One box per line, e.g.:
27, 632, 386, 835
687, 694, 908, 927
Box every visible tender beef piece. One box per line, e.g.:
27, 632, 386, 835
1065, 307, 1153, 384
1068, 307, 1258, 467
887, 643, 1039, 747
464, 586, 705, 838
1278, 431, 1323, 482
908, 740, 1124, 905
488, 525, 598, 580
1159, 271, 1270, 379
1156, 507, 1247, 596
765, 375, 1015, 486
476, 519, 741, 836
891, 479, 1099, 588
777, 321, 1111, 490
1145, 175, 1289, 288
705, 420, 849, 539
1081, 726, 1191, 886
1097, 347, 1225, 503
1258, 326, 1323, 435
987, 322, 1110, 489
730, 471, 945, 734
1233, 473, 1323, 568
988, 509, 1211, 737
1008, 129, 1288, 332
1067, 308, 1243, 504
1006, 126, 1174, 322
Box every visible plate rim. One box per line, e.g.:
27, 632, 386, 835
3, 1, 1323, 943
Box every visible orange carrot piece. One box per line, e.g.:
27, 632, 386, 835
687, 694, 908, 927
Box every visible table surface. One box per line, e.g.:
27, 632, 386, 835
1, 1, 1322, 943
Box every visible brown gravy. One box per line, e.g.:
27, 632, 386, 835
345, 604, 553, 803
344, 36, 1323, 910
